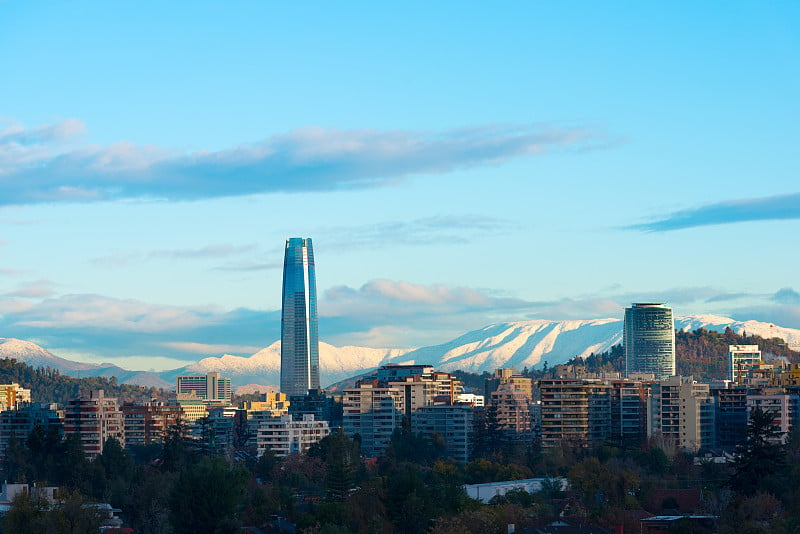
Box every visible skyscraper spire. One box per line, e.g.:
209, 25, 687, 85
280, 238, 320, 396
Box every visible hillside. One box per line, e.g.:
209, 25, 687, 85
0, 358, 169, 404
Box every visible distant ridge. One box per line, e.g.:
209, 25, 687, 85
3, 315, 800, 389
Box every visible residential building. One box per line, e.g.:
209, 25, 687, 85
729, 345, 762, 384
457, 393, 485, 407
122, 400, 183, 448
648, 376, 714, 452
280, 237, 320, 396
175, 372, 232, 403
747, 391, 793, 443
0, 402, 63, 457
257, 413, 330, 457
608, 378, 650, 448
343, 364, 463, 456
624, 303, 676, 380
485, 368, 533, 400
174, 392, 208, 422
0, 383, 31, 411
411, 403, 475, 462
489, 384, 534, 441
63, 390, 124, 459
538, 378, 611, 449
343, 379, 402, 456
243, 393, 291, 417
713, 385, 749, 450
288, 389, 343, 428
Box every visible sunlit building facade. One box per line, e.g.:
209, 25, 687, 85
624, 303, 676, 380
280, 237, 320, 396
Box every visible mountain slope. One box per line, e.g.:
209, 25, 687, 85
159, 341, 411, 388
4, 315, 800, 389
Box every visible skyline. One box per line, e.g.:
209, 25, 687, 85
1, 2, 799, 371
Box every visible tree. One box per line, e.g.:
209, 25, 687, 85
169, 456, 249, 534
729, 407, 787, 496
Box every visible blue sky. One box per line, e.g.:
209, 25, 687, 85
1, 1, 799, 370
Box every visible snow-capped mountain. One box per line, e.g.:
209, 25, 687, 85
0, 338, 100, 372
3, 315, 800, 389
381, 318, 624, 375
160, 341, 411, 388
0, 338, 172, 388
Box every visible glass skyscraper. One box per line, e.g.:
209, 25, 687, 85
280, 238, 320, 396
624, 303, 675, 380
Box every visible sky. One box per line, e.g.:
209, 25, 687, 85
1, 1, 799, 371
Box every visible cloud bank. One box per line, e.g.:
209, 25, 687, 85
0, 119, 603, 206
629, 192, 800, 232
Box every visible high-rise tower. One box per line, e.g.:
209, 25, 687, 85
624, 303, 675, 380
280, 238, 320, 396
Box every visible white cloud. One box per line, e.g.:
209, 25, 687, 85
0, 119, 608, 206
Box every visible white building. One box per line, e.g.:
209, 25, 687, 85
729, 345, 762, 384
464, 478, 569, 504
176, 372, 232, 403
257, 414, 330, 457
457, 393, 485, 407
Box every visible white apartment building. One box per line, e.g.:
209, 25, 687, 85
257, 414, 330, 457
729, 345, 762, 384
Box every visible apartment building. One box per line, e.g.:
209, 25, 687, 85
257, 413, 330, 457
538, 378, 611, 449
122, 400, 183, 448
64, 390, 124, 459
648, 376, 714, 452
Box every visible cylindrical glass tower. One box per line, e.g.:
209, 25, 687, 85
280, 237, 320, 396
624, 303, 675, 380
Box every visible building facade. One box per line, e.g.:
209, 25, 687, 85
729, 345, 762, 384
63, 390, 124, 459
538, 378, 611, 449
624, 303, 676, 380
122, 400, 183, 448
280, 237, 320, 396
648, 376, 714, 452
175, 372, 232, 403
0, 383, 31, 411
0, 402, 63, 457
256, 413, 330, 457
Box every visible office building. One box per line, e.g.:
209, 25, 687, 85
729, 345, 762, 384
280, 237, 320, 396
624, 303, 676, 380
64, 390, 124, 459
175, 372, 232, 403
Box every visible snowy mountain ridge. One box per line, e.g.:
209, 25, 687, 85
2, 315, 800, 389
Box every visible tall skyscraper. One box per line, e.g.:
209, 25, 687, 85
624, 303, 675, 380
280, 238, 320, 396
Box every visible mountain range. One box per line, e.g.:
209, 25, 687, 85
2, 314, 800, 390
